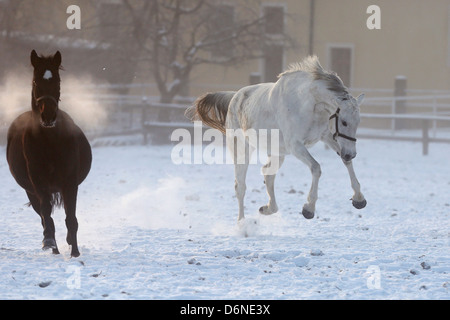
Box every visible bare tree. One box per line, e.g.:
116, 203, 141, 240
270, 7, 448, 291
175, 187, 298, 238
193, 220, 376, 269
122, 0, 293, 106
0, 0, 294, 103
0, 0, 125, 84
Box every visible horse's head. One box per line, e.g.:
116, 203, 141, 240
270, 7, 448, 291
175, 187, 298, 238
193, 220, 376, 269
30, 50, 62, 128
331, 93, 364, 162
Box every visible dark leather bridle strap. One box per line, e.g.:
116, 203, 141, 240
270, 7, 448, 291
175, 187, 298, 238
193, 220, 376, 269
32, 81, 59, 107
35, 95, 59, 105
329, 108, 357, 142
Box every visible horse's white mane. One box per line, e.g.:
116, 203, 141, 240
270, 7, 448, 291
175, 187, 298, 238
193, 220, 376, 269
279, 55, 349, 99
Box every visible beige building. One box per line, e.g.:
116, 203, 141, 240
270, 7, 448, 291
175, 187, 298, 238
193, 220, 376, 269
1, 0, 449, 96
188, 0, 450, 98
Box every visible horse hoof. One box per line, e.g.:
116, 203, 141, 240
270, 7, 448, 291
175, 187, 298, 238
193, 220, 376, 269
301, 208, 315, 219
352, 199, 367, 209
42, 239, 59, 254
259, 205, 276, 215
69, 243, 80, 257
42, 238, 57, 250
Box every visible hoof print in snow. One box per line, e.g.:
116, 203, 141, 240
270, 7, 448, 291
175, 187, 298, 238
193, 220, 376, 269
38, 281, 52, 288
421, 262, 431, 270
310, 249, 324, 256
188, 258, 201, 265
293, 256, 309, 267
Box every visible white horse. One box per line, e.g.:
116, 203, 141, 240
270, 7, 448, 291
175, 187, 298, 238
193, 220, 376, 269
186, 55, 366, 221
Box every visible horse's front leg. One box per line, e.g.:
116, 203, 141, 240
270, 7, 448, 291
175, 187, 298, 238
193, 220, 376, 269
321, 134, 366, 209
63, 185, 80, 257
344, 160, 366, 209
291, 142, 321, 219
26, 191, 60, 254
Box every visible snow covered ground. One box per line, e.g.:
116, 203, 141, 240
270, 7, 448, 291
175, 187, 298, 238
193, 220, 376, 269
0, 137, 449, 300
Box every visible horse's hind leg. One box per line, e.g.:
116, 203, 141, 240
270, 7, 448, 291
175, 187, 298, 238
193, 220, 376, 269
228, 135, 254, 221
291, 142, 321, 219
234, 162, 249, 221
62, 185, 80, 257
26, 191, 59, 254
259, 155, 285, 215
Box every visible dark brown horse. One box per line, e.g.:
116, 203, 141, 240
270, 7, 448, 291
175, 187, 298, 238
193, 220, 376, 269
6, 50, 92, 257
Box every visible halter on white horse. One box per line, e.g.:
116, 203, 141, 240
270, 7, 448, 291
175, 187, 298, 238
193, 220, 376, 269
330, 108, 357, 142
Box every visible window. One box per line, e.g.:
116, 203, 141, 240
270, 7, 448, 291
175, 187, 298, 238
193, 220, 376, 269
264, 44, 284, 82
210, 4, 235, 59
328, 45, 353, 87
263, 5, 284, 35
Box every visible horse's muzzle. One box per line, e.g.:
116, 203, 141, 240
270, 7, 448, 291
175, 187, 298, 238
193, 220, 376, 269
40, 119, 56, 128
341, 152, 356, 162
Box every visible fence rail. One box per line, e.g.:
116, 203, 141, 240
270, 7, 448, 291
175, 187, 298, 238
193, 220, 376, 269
140, 100, 450, 155
362, 94, 450, 135
359, 113, 450, 155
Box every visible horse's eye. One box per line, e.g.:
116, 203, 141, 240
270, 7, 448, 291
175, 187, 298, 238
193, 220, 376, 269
342, 121, 348, 127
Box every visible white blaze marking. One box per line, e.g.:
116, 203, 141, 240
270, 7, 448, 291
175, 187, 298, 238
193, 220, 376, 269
43, 70, 53, 80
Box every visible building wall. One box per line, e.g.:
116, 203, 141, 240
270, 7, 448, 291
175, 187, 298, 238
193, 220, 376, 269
313, 0, 450, 92
2, 0, 449, 97
187, 0, 311, 98
188, 0, 450, 98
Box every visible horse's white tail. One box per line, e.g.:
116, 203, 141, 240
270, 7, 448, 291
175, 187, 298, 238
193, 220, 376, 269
185, 91, 235, 134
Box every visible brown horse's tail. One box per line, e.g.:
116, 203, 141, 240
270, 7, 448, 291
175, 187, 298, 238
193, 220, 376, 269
185, 91, 236, 134
26, 192, 63, 211
50, 192, 64, 209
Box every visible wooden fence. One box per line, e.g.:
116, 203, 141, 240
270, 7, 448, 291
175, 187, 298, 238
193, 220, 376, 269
140, 101, 450, 155
1, 89, 450, 155
359, 113, 450, 155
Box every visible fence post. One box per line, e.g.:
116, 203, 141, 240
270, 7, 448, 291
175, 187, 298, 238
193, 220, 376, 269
432, 96, 437, 138
422, 119, 429, 155
142, 97, 148, 145
394, 76, 407, 130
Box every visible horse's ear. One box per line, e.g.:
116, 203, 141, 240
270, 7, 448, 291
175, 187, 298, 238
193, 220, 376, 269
30, 50, 39, 68
53, 51, 62, 68
356, 93, 365, 106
